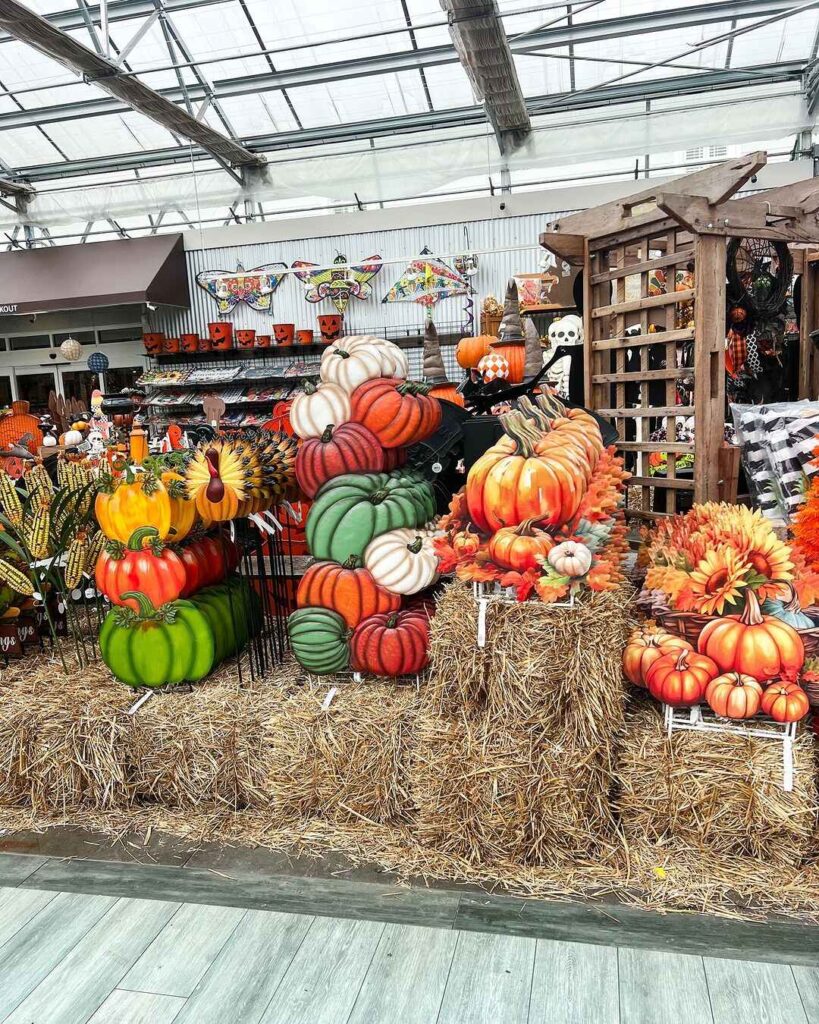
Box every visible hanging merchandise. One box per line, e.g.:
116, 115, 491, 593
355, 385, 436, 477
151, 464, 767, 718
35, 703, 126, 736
291, 252, 382, 313
195, 262, 287, 315
59, 337, 82, 361
382, 246, 470, 310
87, 351, 109, 374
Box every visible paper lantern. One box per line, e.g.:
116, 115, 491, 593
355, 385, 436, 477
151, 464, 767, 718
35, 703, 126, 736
60, 337, 82, 361
477, 352, 510, 383
88, 351, 109, 373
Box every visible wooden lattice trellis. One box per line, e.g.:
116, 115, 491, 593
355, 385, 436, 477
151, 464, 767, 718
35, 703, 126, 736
540, 152, 819, 515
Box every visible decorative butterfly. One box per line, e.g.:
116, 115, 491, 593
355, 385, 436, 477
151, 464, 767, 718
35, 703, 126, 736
291, 253, 382, 314
195, 262, 287, 314
382, 247, 470, 308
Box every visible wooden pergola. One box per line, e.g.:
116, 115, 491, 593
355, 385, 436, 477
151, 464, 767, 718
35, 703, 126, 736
540, 152, 819, 514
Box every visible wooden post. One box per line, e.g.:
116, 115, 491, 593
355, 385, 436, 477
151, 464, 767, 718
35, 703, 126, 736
582, 238, 593, 405
693, 234, 726, 503
800, 252, 817, 400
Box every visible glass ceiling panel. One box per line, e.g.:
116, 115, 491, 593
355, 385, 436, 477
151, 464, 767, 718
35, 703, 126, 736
105, 16, 201, 92
42, 111, 179, 160
286, 70, 429, 130
244, 0, 411, 52
421, 64, 476, 110
0, 126, 64, 167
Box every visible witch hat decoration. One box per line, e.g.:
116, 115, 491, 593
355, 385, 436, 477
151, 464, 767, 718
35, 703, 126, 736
523, 316, 543, 379
423, 318, 448, 386
498, 278, 525, 344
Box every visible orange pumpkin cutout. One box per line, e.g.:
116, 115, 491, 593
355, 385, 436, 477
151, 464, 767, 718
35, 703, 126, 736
236, 329, 256, 348
0, 401, 43, 455
452, 526, 480, 558
318, 314, 343, 344
456, 334, 492, 369
698, 590, 805, 680
488, 519, 554, 572
761, 681, 810, 722
645, 648, 719, 707
622, 627, 692, 687
705, 672, 763, 719
208, 322, 233, 350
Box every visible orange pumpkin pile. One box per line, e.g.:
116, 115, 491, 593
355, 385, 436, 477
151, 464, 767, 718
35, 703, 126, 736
434, 390, 628, 604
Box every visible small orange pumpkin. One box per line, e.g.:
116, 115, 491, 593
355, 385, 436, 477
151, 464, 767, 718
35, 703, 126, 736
645, 648, 719, 707
488, 519, 553, 572
452, 526, 481, 558
622, 627, 693, 687
705, 672, 763, 719
456, 334, 493, 370
490, 340, 526, 384
760, 680, 810, 722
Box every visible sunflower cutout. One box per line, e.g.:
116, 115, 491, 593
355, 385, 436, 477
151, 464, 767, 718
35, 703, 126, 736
688, 548, 751, 615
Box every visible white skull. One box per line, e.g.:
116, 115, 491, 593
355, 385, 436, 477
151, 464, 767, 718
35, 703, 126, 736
86, 429, 104, 455
548, 313, 583, 348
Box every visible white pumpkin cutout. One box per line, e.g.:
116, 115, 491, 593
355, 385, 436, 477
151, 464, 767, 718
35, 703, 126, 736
343, 335, 408, 380
289, 380, 351, 440
320, 340, 383, 393
548, 540, 592, 578
364, 528, 439, 595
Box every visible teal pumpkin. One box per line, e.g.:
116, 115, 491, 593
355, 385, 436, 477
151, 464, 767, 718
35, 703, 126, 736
306, 472, 431, 564
762, 586, 815, 630
288, 607, 350, 674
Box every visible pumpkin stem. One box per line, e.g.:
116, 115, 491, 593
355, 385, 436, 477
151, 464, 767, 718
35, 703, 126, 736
741, 589, 764, 626
782, 581, 802, 614
333, 348, 350, 360
370, 489, 389, 504
320, 424, 335, 443
104, 539, 126, 561
302, 379, 318, 395
385, 613, 399, 628
342, 554, 361, 569
119, 590, 158, 619
407, 536, 424, 554
500, 411, 540, 457
514, 519, 540, 536
674, 649, 690, 671
126, 526, 161, 552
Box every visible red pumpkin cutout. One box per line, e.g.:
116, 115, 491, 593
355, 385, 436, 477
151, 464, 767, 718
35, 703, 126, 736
236, 329, 256, 348
180, 334, 199, 354
350, 609, 430, 676
295, 422, 385, 498
761, 681, 810, 722
645, 648, 719, 706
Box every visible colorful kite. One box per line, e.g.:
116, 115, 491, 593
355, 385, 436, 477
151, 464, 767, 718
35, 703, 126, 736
195, 262, 287, 315
382, 247, 471, 308
291, 253, 382, 314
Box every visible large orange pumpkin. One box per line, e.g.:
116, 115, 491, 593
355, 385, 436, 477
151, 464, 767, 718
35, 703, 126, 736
645, 648, 719, 706
350, 378, 442, 447
466, 412, 586, 532
705, 672, 763, 719
490, 340, 525, 384
698, 590, 805, 680
296, 555, 400, 629
622, 627, 693, 687
760, 680, 810, 722
456, 335, 493, 370
488, 519, 554, 572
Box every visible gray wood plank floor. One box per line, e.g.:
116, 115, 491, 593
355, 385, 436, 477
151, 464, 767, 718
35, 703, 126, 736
0, 883, 816, 1023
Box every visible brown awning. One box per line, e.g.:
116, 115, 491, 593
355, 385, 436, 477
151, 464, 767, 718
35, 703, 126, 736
0, 233, 189, 315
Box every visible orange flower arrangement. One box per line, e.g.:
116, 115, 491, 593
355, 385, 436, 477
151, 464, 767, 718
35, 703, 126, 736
641, 502, 795, 615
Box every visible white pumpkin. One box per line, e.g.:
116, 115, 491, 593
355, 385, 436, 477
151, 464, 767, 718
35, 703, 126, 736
289, 380, 351, 440
547, 540, 592, 578
60, 429, 83, 447
343, 335, 408, 380
364, 528, 439, 596
320, 340, 384, 393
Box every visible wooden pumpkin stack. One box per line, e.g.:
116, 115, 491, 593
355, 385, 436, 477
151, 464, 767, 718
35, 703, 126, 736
287, 334, 443, 677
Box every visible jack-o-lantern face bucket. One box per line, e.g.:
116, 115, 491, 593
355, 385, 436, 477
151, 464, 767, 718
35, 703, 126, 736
318, 314, 343, 344
143, 333, 164, 355
162, 337, 180, 354
236, 329, 256, 348
180, 333, 199, 353
273, 323, 295, 346
208, 322, 233, 349
296, 329, 314, 345
256, 335, 271, 348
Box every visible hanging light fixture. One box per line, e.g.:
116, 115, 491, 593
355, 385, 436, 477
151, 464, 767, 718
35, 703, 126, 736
59, 337, 82, 361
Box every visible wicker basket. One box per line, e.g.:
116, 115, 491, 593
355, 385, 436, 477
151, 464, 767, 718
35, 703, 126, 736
657, 611, 714, 646
797, 627, 819, 660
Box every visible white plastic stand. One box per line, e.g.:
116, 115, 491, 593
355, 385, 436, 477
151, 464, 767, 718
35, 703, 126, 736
471, 581, 575, 648
663, 703, 798, 792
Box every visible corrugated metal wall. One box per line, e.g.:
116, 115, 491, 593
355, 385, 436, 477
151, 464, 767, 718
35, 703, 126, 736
153, 209, 571, 381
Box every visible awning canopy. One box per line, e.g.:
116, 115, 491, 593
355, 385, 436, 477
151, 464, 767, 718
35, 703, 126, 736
0, 234, 189, 315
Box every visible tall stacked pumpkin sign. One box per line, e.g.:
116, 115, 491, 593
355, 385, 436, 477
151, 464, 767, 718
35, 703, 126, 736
287, 335, 443, 676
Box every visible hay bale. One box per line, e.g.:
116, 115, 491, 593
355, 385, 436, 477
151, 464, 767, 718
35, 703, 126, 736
0, 653, 135, 812
409, 712, 619, 867
263, 684, 419, 825
427, 583, 632, 748
616, 700, 819, 867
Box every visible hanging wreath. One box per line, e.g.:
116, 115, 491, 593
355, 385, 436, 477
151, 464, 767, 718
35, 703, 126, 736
726, 237, 792, 319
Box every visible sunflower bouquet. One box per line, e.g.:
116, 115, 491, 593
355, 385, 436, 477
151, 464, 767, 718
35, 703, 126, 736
640, 502, 808, 617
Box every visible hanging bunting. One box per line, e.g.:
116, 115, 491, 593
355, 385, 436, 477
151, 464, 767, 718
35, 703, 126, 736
291, 253, 382, 314
195, 262, 287, 315
382, 247, 471, 309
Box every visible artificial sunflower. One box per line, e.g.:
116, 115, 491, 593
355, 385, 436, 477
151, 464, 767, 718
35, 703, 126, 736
687, 547, 750, 615
739, 524, 794, 600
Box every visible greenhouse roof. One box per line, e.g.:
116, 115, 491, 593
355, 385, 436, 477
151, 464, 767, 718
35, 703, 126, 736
0, 0, 817, 243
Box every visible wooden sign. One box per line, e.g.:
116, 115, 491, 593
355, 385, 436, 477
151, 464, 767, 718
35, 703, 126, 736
17, 613, 38, 649
0, 622, 22, 658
